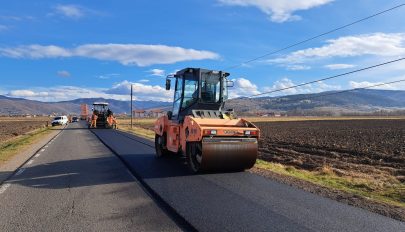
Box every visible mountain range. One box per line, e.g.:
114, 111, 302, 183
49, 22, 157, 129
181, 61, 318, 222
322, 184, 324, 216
0, 96, 171, 115
226, 89, 405, 116
1, 89, 405, 116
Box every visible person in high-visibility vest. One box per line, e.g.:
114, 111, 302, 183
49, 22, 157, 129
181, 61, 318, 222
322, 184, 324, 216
107, 114, 118, 129
91, 111, 98, 128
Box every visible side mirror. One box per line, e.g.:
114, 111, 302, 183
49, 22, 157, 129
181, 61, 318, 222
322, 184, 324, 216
167, 111, 173, 120
165, 79, 171, 90
226, 81, 234, 87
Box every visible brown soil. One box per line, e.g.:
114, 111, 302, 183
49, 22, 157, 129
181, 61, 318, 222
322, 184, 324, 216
254, 119, 405, 221
255, 120, 405, 183
0, 120, 50, 143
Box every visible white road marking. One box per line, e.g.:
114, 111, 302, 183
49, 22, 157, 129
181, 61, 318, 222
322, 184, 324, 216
15, 168, 25, 176
34, 153, 41, 158
0, 183, 11, 194
45, 145, 49, 148
27, 160, 34, 165
41, 149, 45, 152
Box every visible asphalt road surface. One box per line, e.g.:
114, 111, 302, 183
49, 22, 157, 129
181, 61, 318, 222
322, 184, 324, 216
93, 127, 405, 232
0, 122, 181, 232
0, 122, 404, 232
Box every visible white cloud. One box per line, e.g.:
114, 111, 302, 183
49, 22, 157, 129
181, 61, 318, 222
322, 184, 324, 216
0, 25, 8, 32
349, 81, 396, 89
105, 80, 173, 101
324, 63, 355, 70
7, 86, 120, 102
0, 44, 220, 67
139, 79, 150, 83
8, 90, 42, 97
218, 0, 333, 22
261, 78, 341, 96
57, 70, 70, 77
270, 33, 405, 64
96, 73, 120, 79
286, 65, 311, 70
54, 5, 85, 19
6, 81, 174, 102
229, 78, 261, 98
229, 77, 342, 99
148, 68, 165, 77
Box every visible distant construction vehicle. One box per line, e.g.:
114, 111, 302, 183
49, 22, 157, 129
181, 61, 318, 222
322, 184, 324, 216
154, 68, 260, 173
80, 104, 89, 120
88, 102, 117, 129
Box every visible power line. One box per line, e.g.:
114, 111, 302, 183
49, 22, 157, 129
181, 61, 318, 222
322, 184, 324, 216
224, 3, 405, 71
228, 57, 405, 100
263, 79, 405, 106
248, 57, 405, 98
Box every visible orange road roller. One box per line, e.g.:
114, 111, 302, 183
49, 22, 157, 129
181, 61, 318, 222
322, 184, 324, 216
154, 68, 260, 173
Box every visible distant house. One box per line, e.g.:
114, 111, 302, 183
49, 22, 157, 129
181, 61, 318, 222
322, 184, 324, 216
150, 109, 165, 118
133, 110, 146, 118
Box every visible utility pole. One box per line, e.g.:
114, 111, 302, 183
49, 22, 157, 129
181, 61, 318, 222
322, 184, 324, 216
130, 84, 133, 129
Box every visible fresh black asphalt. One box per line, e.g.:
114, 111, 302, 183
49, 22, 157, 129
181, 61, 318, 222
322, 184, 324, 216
93, 128, 405, 232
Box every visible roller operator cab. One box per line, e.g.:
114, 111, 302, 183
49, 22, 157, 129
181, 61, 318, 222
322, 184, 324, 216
154, 68, 260, 173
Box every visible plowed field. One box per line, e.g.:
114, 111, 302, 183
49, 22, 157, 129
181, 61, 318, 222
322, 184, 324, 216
0, 118, 50, 143
256, 119, 405, 183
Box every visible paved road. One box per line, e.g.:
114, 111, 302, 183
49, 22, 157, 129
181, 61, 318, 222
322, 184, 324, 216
0, 122, 181, 232
93, 128, 405, 232
1, 123, 404, 232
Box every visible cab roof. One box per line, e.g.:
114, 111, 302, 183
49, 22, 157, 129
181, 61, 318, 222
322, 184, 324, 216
93, 102, 109, 106
175, 68, 230, 77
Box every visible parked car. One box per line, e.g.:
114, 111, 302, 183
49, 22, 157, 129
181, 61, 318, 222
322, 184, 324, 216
52, 116, 68, 126
72, 116, 79, 122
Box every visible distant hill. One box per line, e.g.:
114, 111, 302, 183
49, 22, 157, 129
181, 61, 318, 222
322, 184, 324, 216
58, 98, 171, 114
0, 96, 171, 115
1, 89, 405, 116
226, 89, 405, 116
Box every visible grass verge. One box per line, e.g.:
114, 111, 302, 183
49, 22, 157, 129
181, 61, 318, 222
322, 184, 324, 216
255, 159, 405, 208
119, 125, 155, 140
0, 127, 52, 164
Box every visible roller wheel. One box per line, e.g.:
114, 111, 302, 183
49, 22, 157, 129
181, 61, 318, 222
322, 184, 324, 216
186, 142, 203, 173
155, 134, 170, 157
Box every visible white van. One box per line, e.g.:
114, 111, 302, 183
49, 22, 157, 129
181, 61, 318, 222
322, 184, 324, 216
51, 116, 68, 126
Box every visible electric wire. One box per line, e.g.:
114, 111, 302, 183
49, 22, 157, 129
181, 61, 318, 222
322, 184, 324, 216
234, 57, 405, 99
223, 3, 405, 71
262, 79, 405, 106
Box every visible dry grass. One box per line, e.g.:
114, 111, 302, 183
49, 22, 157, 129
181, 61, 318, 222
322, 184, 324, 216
117, 118, 156, 140
255, 160, 405, 208
116, 118, 156, 127
119, 125, 155, 140
0, 127, 52, 164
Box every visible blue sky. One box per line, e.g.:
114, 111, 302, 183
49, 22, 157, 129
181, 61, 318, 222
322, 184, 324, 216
1, 0, 405, 102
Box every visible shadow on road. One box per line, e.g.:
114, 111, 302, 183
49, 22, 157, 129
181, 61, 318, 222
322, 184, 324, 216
2, 156, 135, 189
119, 153, 194, 179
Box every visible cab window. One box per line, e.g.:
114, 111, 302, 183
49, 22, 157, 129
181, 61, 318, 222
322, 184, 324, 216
201, 72, 221, 103
172, 77, 183, 119
181, 74, 198, 110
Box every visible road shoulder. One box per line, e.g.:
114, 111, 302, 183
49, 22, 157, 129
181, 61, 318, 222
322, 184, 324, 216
0, 128, 60, 184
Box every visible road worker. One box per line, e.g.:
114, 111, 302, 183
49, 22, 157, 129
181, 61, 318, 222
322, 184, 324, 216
107, 113, 118, 129
91, 111, 98, 128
